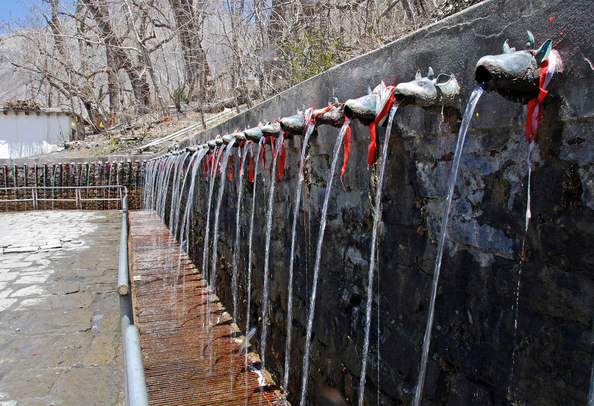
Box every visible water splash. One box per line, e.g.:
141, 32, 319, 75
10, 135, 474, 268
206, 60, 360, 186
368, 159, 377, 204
358, 104, 399, 406
261, 136, 283, 370
283, 121, 316, 396
211, 139, 237, 293
413, 86, 484, 406
300, 118, 352, 406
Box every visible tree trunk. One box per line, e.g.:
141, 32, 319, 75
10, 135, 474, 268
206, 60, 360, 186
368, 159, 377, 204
82, 0, 151, 114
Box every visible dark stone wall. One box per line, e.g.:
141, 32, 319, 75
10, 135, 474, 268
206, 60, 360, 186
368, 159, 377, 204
179, 0, 594, 403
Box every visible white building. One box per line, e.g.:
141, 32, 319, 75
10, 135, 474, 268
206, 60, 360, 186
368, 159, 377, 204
0, 107, 74, 159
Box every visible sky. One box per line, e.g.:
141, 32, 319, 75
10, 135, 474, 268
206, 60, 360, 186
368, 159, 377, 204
0, 0, 28, 28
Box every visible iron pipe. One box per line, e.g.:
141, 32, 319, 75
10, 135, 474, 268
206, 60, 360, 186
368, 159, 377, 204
118, 195, 130, 295
124, 325, 149, 406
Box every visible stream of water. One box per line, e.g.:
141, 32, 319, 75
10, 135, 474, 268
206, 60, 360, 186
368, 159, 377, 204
358, 104, 399, 406
232, 143, 250, 326
283, 121, 316, 396
299, 118, 352, 406
202, 147, 225, 285
413, 86, 484, 406
261, 136, 284, 370
211, 140, 237, 293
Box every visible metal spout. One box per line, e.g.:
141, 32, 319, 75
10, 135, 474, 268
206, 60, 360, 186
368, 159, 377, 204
234, 131, 247, 141
344, 94, 378, 124
280, 113, 306, 134
215, 138, 224, 145
207, 140, 217, 149
393, 68, 460, 107
222, 134, 234, 144
474, 35, 562, 101
244, 126, 264, 141
314, 104, 345, 128
261, 122, 282, 136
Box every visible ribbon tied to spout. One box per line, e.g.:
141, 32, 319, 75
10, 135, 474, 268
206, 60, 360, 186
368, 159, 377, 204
368, 85, 397, 166
525, 51, 557, 144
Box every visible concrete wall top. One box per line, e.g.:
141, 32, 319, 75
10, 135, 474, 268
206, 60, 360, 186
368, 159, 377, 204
183, 0, 593, 146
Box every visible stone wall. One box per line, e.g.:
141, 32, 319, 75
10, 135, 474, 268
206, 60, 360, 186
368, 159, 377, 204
169, 0, 594, 403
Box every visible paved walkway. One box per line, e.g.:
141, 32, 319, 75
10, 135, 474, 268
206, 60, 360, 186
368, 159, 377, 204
0, 211, 124, 406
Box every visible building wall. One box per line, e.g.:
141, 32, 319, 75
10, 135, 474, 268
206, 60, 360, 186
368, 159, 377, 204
0, 111, 72, 159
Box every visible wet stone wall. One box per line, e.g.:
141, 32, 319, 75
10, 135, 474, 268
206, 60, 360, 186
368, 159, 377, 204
159, 0, 594, 404
0, 161, 145, 211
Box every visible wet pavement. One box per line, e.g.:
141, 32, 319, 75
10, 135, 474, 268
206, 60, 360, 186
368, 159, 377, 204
0, 211, 125, 406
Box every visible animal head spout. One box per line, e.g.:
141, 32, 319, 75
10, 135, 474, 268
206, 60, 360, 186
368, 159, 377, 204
393, 67, 460, 108
474, 32, 562, 102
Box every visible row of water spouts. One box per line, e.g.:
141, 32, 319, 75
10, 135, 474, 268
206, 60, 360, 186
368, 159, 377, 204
1, 160, 144, 210
143, 33, 563, 405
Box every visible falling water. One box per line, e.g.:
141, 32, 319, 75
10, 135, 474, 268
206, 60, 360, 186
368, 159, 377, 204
232, 143, 250, 325
244, 138, 264, 404
358, 104, 399, 406
211, 139, 236, 292
179, 149, 208, 254
245, 138, 264, 333
413, 86, 484, 406
172, 154, 193, 240
169, 153, 188, 225
260, 135, 283, 370
202, 147, 224, 285
169, 152, 191, 235
507, 139, 536, 400
299, 118, 352, 406
283, 120, 316, 395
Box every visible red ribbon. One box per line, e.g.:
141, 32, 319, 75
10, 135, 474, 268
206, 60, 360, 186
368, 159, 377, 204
204, 151, 212, 178
367, 89, 396, 165
228, 155, 233, 181
340, 125, 352, 192
278, 132, 288, 180
525, 59, 550, 143
260, 136, 275, 175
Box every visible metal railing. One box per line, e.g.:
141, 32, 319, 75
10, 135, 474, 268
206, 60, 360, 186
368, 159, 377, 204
0, 185, 125, 210
118, 194, 150, 406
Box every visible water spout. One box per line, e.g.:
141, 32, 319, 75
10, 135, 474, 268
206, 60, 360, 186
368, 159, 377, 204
280, 111, 308, 134
313, 104, 345, 128
261, 122, 282, 136
244, 126, 264, 141
474, 34, 563, 101
393, 68, 460, 107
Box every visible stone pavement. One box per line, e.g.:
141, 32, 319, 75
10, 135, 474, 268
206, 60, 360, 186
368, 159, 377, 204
0, 211, 124, 406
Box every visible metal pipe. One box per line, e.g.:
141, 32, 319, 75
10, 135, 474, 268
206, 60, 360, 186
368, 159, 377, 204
118, 195, 130, 295
124, 325, 149, 406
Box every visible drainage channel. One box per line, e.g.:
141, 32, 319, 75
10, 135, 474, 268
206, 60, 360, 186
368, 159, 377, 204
127, 210, 285, 405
